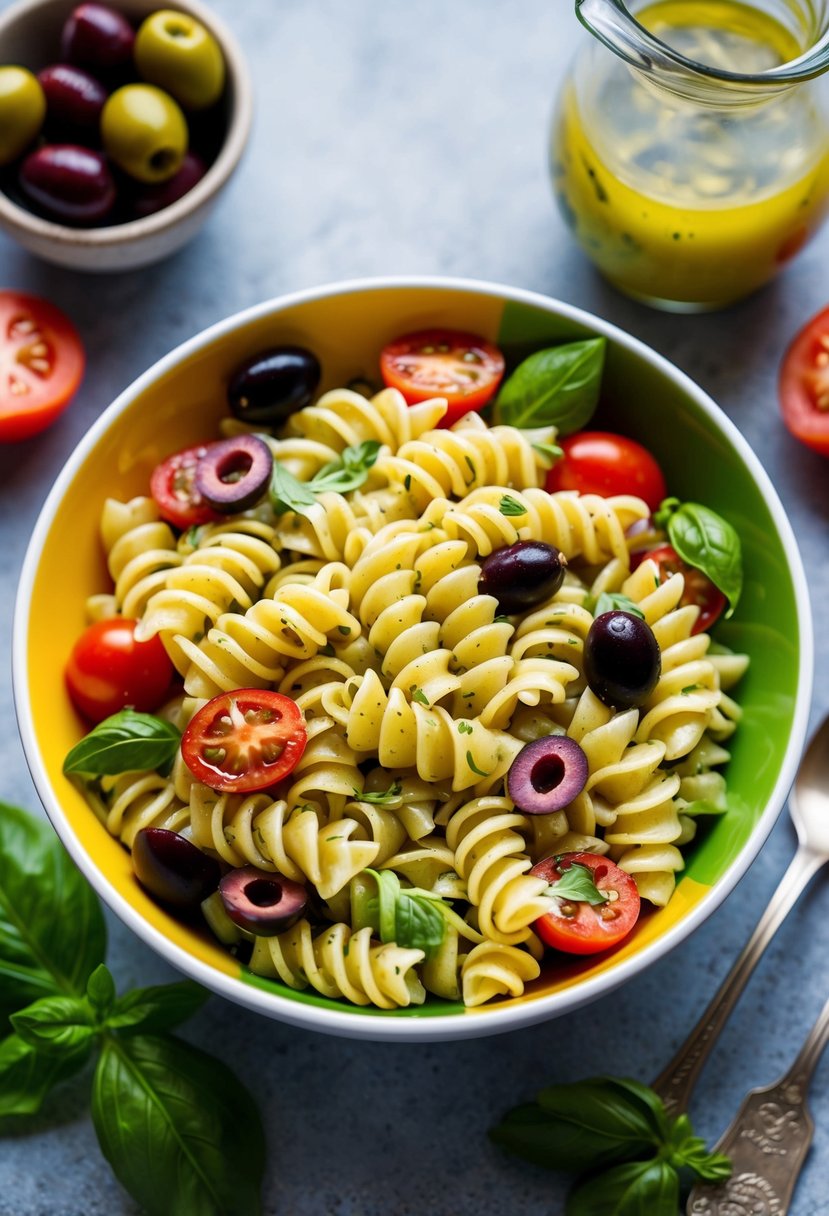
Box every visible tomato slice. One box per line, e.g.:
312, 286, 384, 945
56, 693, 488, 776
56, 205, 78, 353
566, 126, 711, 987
545, 431, 667, 512
150, 443, 222, 530
530, 852, 640, 954
779, 305, 829, 455
379, 328, 505, 426
642, 544, 727, 634
0, 291, 85, 442
181, 690, 307, 793
65, 618, 174, 723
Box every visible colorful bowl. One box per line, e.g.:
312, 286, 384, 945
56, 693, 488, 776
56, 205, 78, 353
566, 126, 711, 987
13, 278, 812, 1040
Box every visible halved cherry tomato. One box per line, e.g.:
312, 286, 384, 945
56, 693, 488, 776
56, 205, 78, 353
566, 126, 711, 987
0, 291, 85, 442
150, 443, 222, 530
779, 305, 829, 455
379, 328, 505, 426
65, 618, 174, 723
642, 544, 727, 634
181, 690, 307, 793
530, 852, 640, 955
545, 431, 667, 512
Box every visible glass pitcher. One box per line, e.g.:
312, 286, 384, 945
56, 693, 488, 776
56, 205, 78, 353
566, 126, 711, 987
551, 0, 829, 310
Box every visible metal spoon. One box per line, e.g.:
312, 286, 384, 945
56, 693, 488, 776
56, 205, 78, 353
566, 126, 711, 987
651, 713, 829, 1115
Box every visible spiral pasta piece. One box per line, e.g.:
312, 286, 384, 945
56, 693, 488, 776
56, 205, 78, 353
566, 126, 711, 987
461, 941, 541, 1007
85, 771, 189, 849
96, 497, 182, 620
287, 385, 447, 452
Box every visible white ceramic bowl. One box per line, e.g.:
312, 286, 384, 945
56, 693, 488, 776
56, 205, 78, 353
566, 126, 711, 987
0, 0, 252, 271
13, 277, 813, 1040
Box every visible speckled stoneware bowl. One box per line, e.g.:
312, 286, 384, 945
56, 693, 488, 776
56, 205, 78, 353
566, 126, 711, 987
13, 278, 813, 1041
0, 0, 252, 271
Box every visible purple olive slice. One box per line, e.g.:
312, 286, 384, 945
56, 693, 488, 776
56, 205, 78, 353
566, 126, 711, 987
478, 541, 567, 615
219, 867, 307, 936
584, 610, 661, 709
194, 434, 273, 512
507, 735, 588, 815
132, 827, 221, 909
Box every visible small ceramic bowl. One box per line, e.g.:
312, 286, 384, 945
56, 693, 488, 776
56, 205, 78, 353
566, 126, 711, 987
0, 0, 252, 271
13, 278, 813, 1041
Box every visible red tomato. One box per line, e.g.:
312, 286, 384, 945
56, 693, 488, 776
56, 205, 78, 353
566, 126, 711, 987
65, 618, 174, 723
0, 291, 85, 442
150, 443, 222, 530
779, 305, 829, 455
643, 544, 727, 634
181, 690, 307, 793
530, 852, 640, 955
379, 328, 505, 426
545, 431, 667, 512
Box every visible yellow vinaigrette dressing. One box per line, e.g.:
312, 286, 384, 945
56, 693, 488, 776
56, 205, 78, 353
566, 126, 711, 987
553, 0, 829, 309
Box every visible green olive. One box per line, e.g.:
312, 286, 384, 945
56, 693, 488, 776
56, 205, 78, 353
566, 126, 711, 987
101, 83, 188, 183
0, 66, 46, 167
134, 9, 225, 111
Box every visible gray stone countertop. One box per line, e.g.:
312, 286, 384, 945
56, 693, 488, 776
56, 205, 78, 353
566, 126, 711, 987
1, 0, 829, 1212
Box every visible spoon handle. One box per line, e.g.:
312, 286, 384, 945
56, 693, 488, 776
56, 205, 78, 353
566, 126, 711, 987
651, 844, 824, 1115
686, 992, 829, 1215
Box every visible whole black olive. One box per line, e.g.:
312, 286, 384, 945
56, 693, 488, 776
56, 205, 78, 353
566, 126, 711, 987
507, 734, 588, 814
227, 346, 322, 426
132, 827, 221, 910
219, 867, 308, 936
584, 610, 661, 709
194, 434, 273, 512
478, 541, 568, 615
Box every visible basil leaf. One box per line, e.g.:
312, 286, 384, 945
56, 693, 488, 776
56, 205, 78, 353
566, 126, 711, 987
106, 982, 209, 1035
366, 869, 400, 944
668, 1114, 732, 1181
394, 893, 445, 956
531, 1078, 666, 1168
665, 501, 743, 616
592, 592, 645, 620
63, 710, 181, 777
499, 494, 527, 517
532, 442, 564, 462
87, 963, 117, 1017
489, 1103, 574, 1169
548, 862, 609, 906
310, 440, 382, 492
0, 803, 106, 1018
351, 781, 402, 805
567, 1158, 679, 1216
269, 461, 318, 517
0, 1032, 92, 1116
494, 339, 606, 433
92, 1034, 265, 1216
11, 994, 97, 1056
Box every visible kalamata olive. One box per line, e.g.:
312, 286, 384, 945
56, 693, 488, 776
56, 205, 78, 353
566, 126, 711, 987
507, 734, 589, 814
584, 610, 661, 709
194, 434, 273, 512
219, 867, 308, 936
61, 3, 135, 71
38, 64, 107, 131
133, 827, 221, 910
478, 540, 568, 615
228, 346, 322, 426
20, 144, 116, 224
129, 150, 207, 218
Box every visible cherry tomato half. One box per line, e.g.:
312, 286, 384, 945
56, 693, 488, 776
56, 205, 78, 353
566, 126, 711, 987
530, 852, 640, 955
0, 291, 85, 442
150, 442, 222, 530
65, 618, 174, 723
643, 544, 727, 634
379, 328, 505, 426
545, 431, 667, 512
779, 305, 829, 455
181, 690, 307, 793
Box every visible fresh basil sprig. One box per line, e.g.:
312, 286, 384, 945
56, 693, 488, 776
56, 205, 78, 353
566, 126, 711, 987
493, 338, 606, 433
490, 1075, 730, 1216
654, 497, 743, 617
587, 591, 645, 620
363, 869, 447, 956
0, 802, 265, 1216
548, 861, 609, 906
270, 440, 382, 516
63, 709, 181, 777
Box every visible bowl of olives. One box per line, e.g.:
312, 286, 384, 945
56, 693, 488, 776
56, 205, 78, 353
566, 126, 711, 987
13, 278, 812, 1040
0, 0, 252, 270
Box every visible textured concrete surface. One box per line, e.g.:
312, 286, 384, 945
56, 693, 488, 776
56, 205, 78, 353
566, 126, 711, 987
2, 0, 829, 1212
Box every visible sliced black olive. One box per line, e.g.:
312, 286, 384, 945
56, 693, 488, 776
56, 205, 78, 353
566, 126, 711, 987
478, 541, 568, 615
194, 434, 273, 512
507, 735, 589, 815
584, 610, 661, 708
227, 346, 322, 426
219, 866, 308, 936
132, 827, 221, 909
